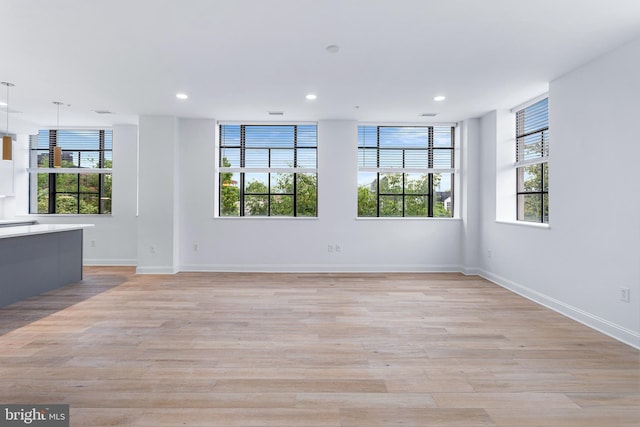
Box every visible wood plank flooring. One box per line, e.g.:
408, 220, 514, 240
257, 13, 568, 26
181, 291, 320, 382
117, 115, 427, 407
0, 267, 638, 426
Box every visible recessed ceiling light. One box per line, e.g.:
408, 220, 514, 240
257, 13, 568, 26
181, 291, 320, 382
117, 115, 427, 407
420, 113, 437, 117
306, 94, 317, 100
434, 95, 446, 102
176, 93, 188, 100
326, 44, 340, 53
92, 110, 114, 115
268, 111, 284, 116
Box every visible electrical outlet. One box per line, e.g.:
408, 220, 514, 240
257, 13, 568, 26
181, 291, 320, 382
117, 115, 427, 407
193, 243, 199, 252
335, 244, 341, 253
620, 287, 630, 303
328, 244, 333, 253
149, 246, 156, 254
487, 249, 492, 258
90, 240, 96, 247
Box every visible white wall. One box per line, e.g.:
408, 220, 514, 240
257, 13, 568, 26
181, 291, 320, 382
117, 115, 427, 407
475, 38, 640, 348
459, 118, 482, 273
177, 119, 463, 272
137, 116, 179, 274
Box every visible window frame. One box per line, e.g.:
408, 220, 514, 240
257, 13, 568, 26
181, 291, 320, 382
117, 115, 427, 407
357, 124, 456, 218
28, 129, 113, 215
217, 123, 318, 218
514, 96, 549, 224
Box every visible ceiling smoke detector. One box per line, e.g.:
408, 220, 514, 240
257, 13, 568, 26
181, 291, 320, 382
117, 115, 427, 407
326, 44, 340, 53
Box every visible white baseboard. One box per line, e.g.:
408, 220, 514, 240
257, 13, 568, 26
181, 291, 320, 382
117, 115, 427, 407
461, 266, 481, 275
178, 263, 462, 273
478, 269, 640, 350
84, 258, 137, 266
136, 266, 179, 274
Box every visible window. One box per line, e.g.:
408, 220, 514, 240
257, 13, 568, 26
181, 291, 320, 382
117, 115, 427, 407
29, 129, 113, 214
218, 124, 317, 217
515, 98, 549, 223
357, 125, 455, 217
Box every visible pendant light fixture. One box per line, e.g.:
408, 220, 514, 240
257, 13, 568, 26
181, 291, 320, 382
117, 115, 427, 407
1, 82, 14, 161
52, 101, 64, 168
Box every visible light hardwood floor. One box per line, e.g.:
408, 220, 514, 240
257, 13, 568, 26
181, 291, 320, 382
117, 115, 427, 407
0, 267, 638, 426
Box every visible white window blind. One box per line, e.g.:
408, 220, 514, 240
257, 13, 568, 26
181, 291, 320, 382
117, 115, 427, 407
358, 125, 455, 173
516, 98, 549, 167
219, 124, 317, 172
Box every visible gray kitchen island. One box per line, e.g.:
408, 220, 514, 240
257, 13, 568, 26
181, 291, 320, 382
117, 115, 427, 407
0, 223, 93, 307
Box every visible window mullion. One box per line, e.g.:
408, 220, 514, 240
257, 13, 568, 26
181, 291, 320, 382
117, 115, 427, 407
428, 127, 434, 217
48, 130, 56, 213
428, 127, 434, 169
240, 125, 246, 168
376, 127, 380, 168
402, 173, 406, 217
99, 129, 106, 213
267, 172, 271, 216
377, 127, 380, 217
428, 173, 434, 217
293, 125, 298, 216
240, 173, 245, 217
293, 174, 298, 217
376, 172, 380, 217
76, 173, 81, 214
293, 125, 298, 168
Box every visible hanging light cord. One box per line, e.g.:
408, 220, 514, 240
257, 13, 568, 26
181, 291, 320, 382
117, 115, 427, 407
1, 82, 15, 136
5, 83, 8, 136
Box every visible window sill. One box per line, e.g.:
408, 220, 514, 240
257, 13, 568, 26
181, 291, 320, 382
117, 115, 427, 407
214, 216, 318, 220
21, 214, 113, 218
27, 167, 113, 174
356, 217, 461, 221
496, 220, 550, 229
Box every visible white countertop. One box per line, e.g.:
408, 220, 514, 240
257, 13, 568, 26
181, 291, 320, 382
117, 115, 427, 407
0, 219, 37, 226
0, 224, 94, 239
0, 219, 37, 227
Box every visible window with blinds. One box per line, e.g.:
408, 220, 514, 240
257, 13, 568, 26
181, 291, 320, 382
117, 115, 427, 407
28, 129, 113, 214
515, 98, 549, 223
218, 124, 317, 217
357, 125, 455, 217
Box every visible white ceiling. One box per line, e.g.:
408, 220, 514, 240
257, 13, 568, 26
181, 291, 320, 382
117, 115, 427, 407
2, 0, 640, 131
